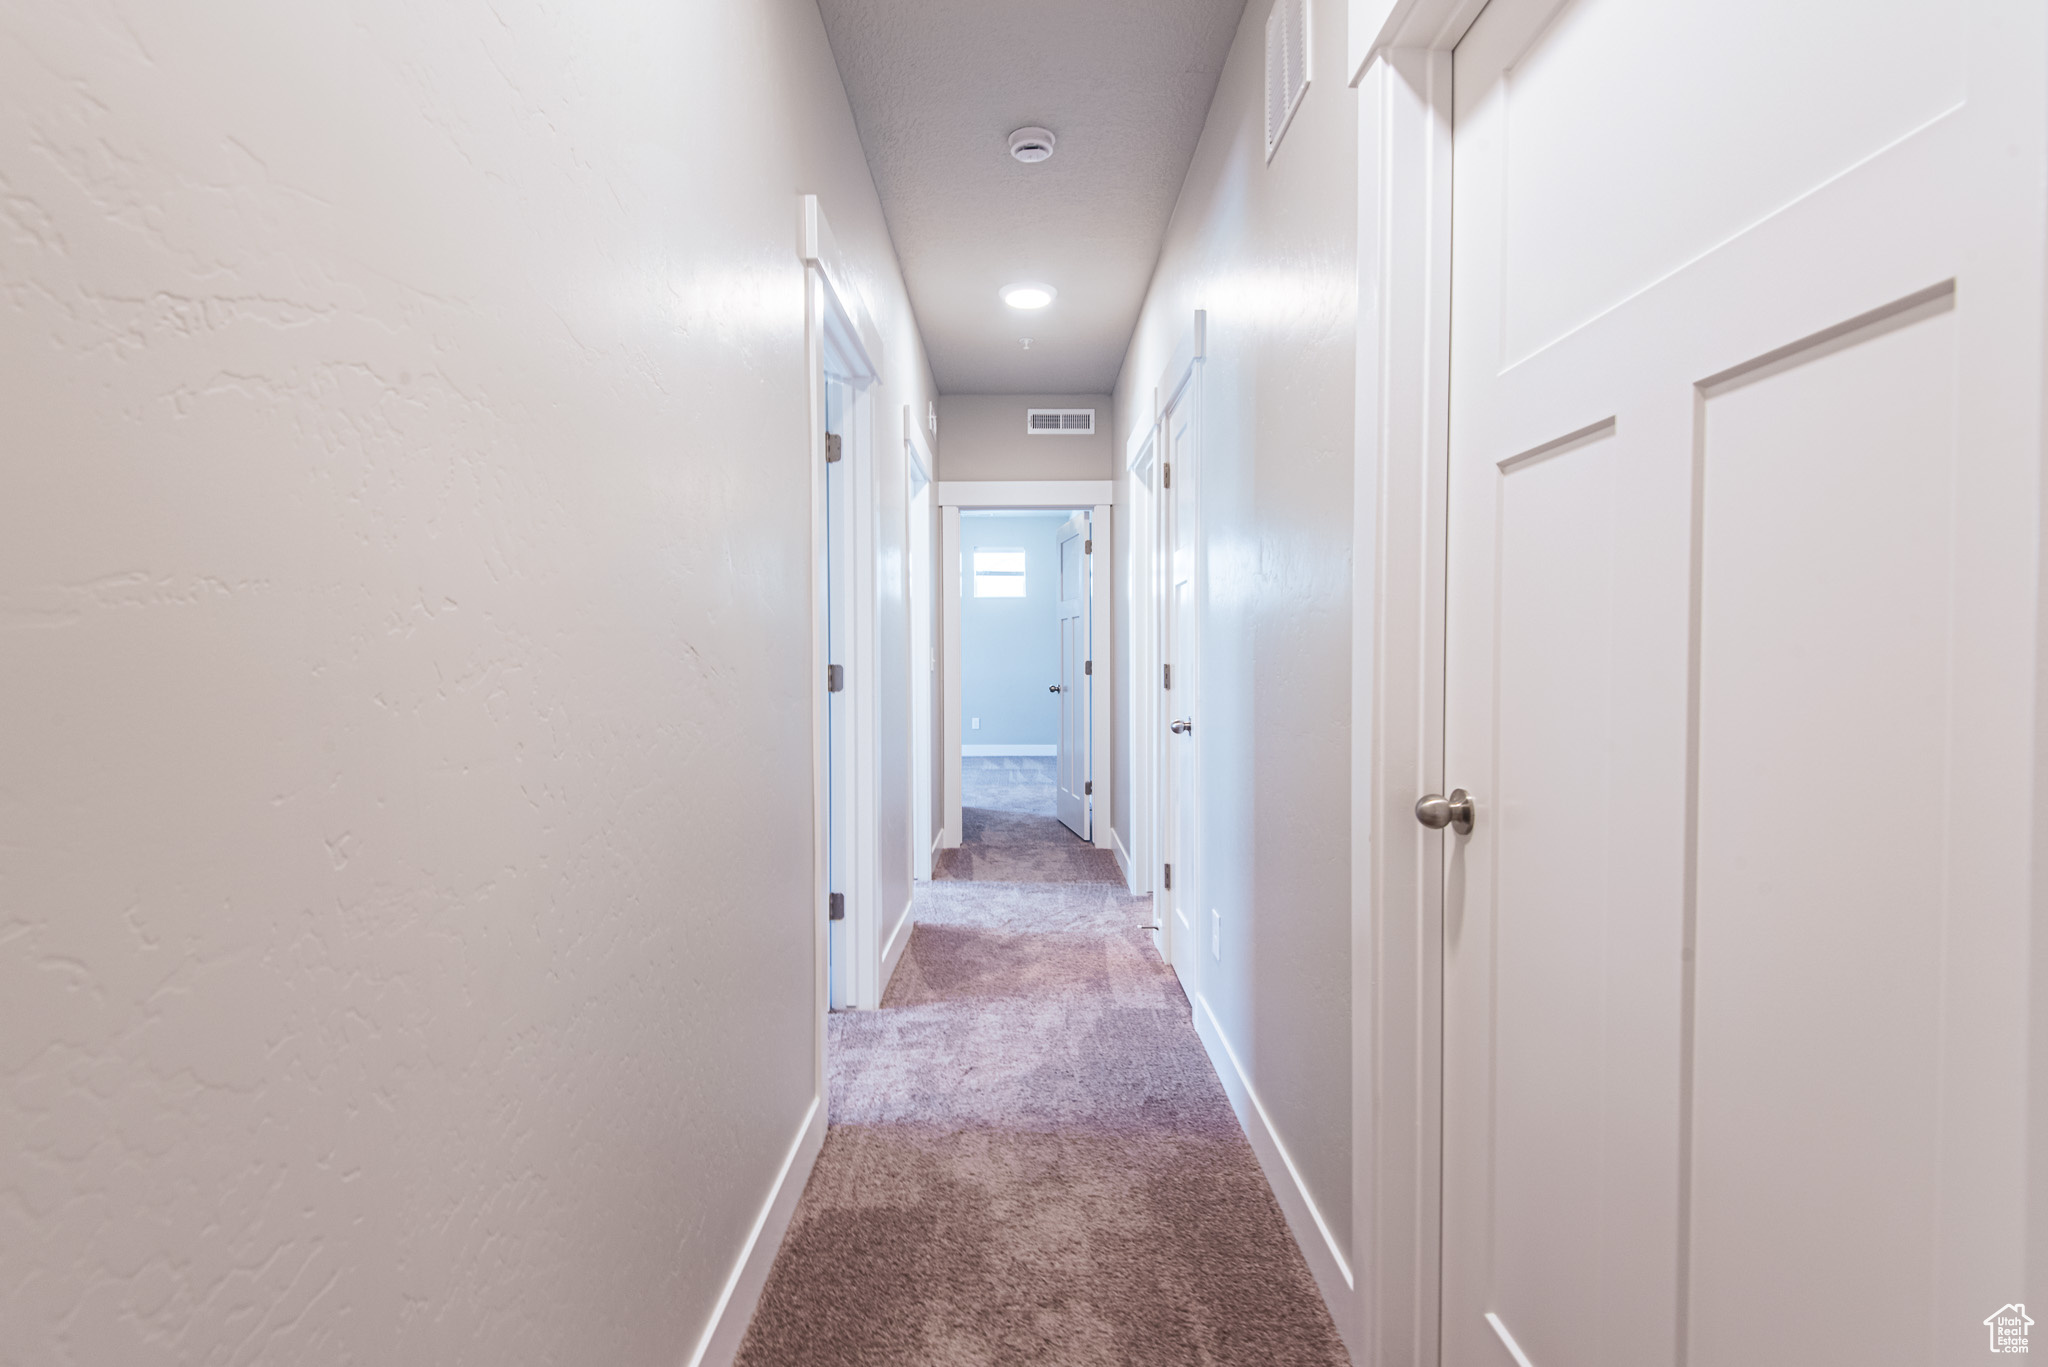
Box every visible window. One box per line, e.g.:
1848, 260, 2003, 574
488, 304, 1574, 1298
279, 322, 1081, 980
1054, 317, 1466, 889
972, 548, 1026, 598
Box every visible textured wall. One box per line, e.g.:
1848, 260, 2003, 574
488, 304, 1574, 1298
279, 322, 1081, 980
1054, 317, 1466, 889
935, 394, 1115, 481
1111, 0, 1357, 1264
0, 2, 933, 1364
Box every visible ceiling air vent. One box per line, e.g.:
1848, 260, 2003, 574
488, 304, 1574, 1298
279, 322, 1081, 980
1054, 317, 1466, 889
1027, 408, 1095, 435
1264, 0, 1310, 163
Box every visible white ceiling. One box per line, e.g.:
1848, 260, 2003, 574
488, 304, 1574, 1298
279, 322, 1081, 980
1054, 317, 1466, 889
815, 0, 1248, 394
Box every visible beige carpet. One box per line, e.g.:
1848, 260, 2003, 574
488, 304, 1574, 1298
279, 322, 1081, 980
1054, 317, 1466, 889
934, 757, 1123, 883
734, 762, 1349, 1366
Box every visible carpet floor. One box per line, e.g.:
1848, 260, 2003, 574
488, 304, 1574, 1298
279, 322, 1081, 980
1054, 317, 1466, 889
934, 757, 1123, 883
733, 759, 1349, 1366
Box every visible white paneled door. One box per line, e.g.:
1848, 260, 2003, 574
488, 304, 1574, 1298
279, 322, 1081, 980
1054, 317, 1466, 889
1439, 3, 2042, 1366
1056, 513, 1090, 840
1161, 389, 1200, 993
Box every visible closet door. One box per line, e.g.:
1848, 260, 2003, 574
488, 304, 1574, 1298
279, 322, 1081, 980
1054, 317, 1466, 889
1438, 3, 2044, 1364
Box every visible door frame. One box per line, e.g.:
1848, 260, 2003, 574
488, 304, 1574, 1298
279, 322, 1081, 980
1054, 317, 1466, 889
1362, 7, 2048, 1364
935, 481, 1114, 853
1345, 6, 1484, 1365
1054, 511, 1093, 840
1149, 314, 1205, 980
1121, 407, 1160, 902
803, 196, 886, 1016
905, 408, 936, 881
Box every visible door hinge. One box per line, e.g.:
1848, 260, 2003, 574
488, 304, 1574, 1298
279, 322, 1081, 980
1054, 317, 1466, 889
1163, 863, 1172, 890
827, 663, 844, 693
1163, 462, 1171, 488
825, 432, 842, 464
1084, 538, 1093, 554
1084, 780, 1093, 795
828, 892, 845, 921
1084, 659, 1093, 676
1163, 663, 1172, 690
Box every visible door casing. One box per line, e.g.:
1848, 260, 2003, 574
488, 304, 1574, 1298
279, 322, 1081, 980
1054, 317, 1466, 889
1122, 412, 1160, 909
805, 198, 884, 1015
1348, 2, 2048, 1363
1055, 512, 1092, 840
935, 482, 1115, 855
1127, 316, 1206, 971
906, 411, 936, 881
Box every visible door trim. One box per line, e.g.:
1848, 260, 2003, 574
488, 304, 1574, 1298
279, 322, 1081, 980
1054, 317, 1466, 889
934, 479, 1113, 507
1122, 407, 1160, 898
1155, 312, 1205, 978
939, 506, 963, 850
1054, 511, 1091, 841
905, 408, 936, 881
1088, 501, 1112, 850
936, 484, 1117, 859
804, 195, 885, 1019
1349, 23, 1469, 1367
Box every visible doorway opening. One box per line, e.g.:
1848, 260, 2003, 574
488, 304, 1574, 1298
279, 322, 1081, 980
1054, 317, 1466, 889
1123, 316, 1203, 994
804, 195, 891, 1018
938, 507, 1106, 879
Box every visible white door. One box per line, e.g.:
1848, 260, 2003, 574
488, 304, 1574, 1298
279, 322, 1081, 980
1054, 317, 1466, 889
1056, 513, 1091, 839
1161, 393, 1200, 992
1440, 4, 2042, 1366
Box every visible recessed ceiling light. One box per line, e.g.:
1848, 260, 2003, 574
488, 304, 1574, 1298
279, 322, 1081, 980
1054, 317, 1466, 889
1009, 127, 1056, 163
1002, 283, 1055, 310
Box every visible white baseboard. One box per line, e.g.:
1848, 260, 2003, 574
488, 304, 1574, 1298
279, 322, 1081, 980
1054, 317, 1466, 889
686, 1095, 826, 1367
879, 897, 913, 998
961, 743, 1056, 756
1110, 826, 1134, 891
1190, 994, 1360, 1361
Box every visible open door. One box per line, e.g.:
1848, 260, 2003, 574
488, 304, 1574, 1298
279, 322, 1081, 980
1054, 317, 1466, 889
1055, 512, 1090, 839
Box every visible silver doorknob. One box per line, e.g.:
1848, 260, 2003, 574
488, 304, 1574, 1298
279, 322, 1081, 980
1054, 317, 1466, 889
1415, 789, 1474, 834
1170, 719, 1192, 735
1048, 684, 1062, 693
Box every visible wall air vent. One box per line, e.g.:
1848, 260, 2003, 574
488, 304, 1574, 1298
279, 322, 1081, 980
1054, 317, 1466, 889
1027, 408, 1095, 435
1264, 0, 1310, 163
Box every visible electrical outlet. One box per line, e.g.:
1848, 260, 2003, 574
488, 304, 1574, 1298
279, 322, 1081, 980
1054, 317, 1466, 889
1211, 908, 1221, 960
971, 717, 980, 730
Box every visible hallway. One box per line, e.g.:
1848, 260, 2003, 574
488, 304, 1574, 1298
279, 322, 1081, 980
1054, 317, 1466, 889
741, 761, 1346, 1365
5, 0, 2046, 1363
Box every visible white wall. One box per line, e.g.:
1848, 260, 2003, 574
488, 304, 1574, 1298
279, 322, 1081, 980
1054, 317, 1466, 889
936, 394, 1115, 480
1112, 0, 1359, 1296
0, 2, 933, 1364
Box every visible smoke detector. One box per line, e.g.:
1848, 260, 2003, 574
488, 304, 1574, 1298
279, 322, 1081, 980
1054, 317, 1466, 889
1009, 127, 1056, 163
